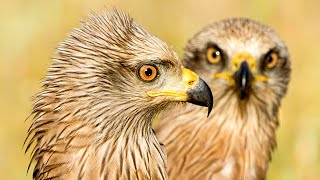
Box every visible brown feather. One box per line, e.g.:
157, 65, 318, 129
155, 18, 291, 180
25, 8, 183, 180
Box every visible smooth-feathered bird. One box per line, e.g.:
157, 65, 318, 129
25, 9, 213, 180
155, 18, 291, 179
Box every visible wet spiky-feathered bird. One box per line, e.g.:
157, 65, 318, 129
155, 18, 291, 179
25, 9, 213, 180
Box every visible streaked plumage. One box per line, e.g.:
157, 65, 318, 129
155, 18, 291, 179
25, 9, 213, 180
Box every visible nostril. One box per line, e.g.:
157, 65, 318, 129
188, 80, 195, 86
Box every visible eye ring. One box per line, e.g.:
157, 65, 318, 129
265, 52, 278, 69
138, 64, 158, 82
206, 47, 222, 64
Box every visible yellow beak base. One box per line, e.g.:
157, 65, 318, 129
147, 68, 213, 116
214, 52, 269, 85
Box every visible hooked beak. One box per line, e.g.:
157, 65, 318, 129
233, 61, 253, 99
232, 52, 255, 99
147, 68, 213, 116
186, 77, 213, 116
214, 52, 268, 100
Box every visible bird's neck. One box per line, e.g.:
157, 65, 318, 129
108, 108, 159, 138
85, 109, 168, 179
95, 110, 167, 179
208, 97, 278, 177
156, 96, 278, 179
29, 99, 167, 179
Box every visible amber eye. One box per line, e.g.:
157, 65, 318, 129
265, 52, 278, 69
138, 64, 158, 81
206, 47, 221, 64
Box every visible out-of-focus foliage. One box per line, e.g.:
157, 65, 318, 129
0, 0, 319, 179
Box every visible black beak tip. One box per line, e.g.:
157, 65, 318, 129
233, 61, 253, 99
187, 78, 214, 117
205, 83, 214, 117
207, 98, 213, 117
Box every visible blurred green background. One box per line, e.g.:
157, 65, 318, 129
1, 0, 319, 179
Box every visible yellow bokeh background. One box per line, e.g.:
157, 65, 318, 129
1, 0, 319, 179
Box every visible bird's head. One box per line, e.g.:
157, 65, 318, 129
48, 10, 213, 126
184, 18, 290, 113
26, 10, 215, 179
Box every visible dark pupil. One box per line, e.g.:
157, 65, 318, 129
266, 56, 273, 63
212, 51, 219, 58
145, 68, 153, 76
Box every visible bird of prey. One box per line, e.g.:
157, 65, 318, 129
25, 9, 213, 180
155, 18, 291, 179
